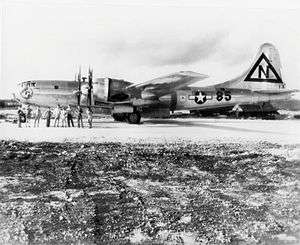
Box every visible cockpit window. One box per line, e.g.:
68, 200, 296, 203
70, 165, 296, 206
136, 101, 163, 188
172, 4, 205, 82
20, 81, 36, 87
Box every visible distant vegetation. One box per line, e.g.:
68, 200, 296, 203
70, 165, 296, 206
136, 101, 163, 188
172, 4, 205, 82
0, 99, 19, 109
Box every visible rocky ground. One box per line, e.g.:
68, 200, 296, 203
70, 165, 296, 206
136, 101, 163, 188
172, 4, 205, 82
0, 140, 299, 244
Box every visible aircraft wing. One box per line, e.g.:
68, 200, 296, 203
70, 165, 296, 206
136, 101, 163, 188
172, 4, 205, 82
126, 71, 208, 98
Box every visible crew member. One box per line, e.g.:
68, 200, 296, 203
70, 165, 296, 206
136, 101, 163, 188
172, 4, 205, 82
86, 107, 93, 128
77, 105, 84, 128
17, 106, 25, 128
66, 105, 74, 127
34, 106, 42, 127
60, 107, 67, 127
53, 104, 61, 127
25, 105, 32, 127
44, 107, 52, 127
232, 104, 243, 119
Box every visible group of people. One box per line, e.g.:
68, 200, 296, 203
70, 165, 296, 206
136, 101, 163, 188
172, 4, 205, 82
17, 104, 93, 128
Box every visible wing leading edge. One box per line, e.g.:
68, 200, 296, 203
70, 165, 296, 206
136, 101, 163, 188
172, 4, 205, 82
126, 71, 208, 98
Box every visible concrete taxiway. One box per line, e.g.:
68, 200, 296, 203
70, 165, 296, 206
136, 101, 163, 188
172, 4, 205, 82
0, 118, 299, 144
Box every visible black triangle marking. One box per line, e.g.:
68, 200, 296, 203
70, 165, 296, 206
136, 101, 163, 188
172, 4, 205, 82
244, 53, 282, 83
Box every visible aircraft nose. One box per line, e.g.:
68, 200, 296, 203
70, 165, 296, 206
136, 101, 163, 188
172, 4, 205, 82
15, 82, 33, 102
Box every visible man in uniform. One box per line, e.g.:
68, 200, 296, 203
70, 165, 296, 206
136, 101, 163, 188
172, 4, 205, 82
34, 106, 42, 127
232, 104, 243, 119
60, 107, 67, 127
76, 105, 84, 128
25, 105, 32, 127
66, 105, 74, 127
43, 107, 52, 127
17, 106, 25, 128
53, 104, 61, 127
86, 107, 93, 128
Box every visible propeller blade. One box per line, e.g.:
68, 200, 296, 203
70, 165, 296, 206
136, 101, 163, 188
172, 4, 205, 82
77, 67, 82, 106
87, 67, 93, 107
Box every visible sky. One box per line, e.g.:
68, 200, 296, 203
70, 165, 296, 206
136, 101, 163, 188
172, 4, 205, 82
1, 0, 300, 98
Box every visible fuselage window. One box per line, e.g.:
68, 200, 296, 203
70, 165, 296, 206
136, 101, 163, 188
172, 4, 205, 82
54, 85, 59, 89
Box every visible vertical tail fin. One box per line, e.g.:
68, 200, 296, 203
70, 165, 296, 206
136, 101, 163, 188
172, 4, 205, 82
244, 43, 282, 83
222, 43, 285, 91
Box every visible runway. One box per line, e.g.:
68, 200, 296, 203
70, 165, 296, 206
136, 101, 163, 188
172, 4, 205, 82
1, 118, 300, 244
0, 118, 299, 144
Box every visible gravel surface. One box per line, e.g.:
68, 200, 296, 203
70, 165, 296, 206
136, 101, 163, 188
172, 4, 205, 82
0, 140, 299, 244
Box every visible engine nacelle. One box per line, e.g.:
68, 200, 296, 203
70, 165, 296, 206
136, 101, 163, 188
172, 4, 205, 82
141, 91, 156, 100
159, 92, 177, 111
93, 78, 132, 102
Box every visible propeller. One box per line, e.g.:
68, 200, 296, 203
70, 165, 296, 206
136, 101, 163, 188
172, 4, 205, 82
77, 66, 82, 106
73, 66, 93, 107
87, 67, 93, 108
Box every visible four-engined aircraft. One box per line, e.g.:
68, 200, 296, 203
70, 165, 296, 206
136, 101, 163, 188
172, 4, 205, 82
14, 43, 300, 123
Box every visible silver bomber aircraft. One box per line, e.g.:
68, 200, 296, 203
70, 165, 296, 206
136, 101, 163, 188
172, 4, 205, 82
15, 43, 300, 123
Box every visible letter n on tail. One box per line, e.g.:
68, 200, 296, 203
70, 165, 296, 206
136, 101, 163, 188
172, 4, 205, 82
244, 53, 282, 83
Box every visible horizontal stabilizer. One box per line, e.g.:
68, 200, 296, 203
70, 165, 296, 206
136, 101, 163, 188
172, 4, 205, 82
253, 89, 299, 94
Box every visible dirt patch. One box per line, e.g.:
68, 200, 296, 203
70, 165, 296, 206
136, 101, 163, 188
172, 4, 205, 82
0, 140, 299, 244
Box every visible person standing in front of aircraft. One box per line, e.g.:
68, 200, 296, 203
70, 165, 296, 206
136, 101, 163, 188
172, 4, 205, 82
25, 105, 32, 127
43, 107, 52, 127
34, 106, 42, 127
76, 105, 84, 128
86, 107, 93, 128
53, 104, 61, 127
60, 107, 67, 127
17, 106, 25, 128
66, 105, 74, 127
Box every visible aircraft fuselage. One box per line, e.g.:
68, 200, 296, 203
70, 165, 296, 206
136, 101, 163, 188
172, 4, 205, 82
173, 89, 293, 111
15, 80, 296, 115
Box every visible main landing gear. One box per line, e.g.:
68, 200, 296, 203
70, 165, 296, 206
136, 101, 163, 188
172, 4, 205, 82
112, 112, 141, 124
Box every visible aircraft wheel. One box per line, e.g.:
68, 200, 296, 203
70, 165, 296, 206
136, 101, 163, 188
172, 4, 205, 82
190, 110, 201, 117
127, 112, 141, 124
112, 114, 120, 121
200, 112, 212, 117
112, 113, 126, 122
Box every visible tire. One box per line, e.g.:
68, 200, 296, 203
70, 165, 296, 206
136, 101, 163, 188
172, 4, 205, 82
113, 113, 129, 122
200, 112, 212, 117
190, 110, 201, 117
127, 112, 141, 124
112, 114, 120, 121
